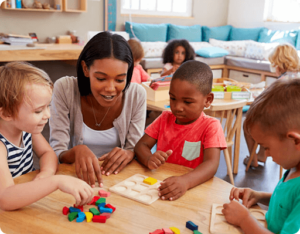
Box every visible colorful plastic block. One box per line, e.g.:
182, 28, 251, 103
101, 212, 111, 219
62, 206, 69, 215
84, 212, 93, 223
170, 227, 180, 234
98, 203, 106, 209
76, 212, 86, 222
68, 212, 78, 222
88, 196, 100, 205
149, 229, 164, 234
186, 221, 198, 231
99, 207, 113, 214
89, 207, 100, 216
69, 207, 81, 213
162, 228, 173, 234
95, 198, 106, 206
92, 215, 107, 223
143, 177, 157, 185
193, 231, 202, 234
105, 204, 116, 213
73, 204, 83, 212
98, 190, 110, 197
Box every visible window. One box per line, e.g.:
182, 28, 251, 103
121, 0, 192, 17
264, 0, 300, 22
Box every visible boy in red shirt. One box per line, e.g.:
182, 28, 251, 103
135, 60, 227, 201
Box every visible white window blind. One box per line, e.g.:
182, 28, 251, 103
121, 0, 192, 17
265, 0, 300, 22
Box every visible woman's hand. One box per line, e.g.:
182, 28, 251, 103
229, 187, 261, 208
73, 145, 103, 188
158, 176, 188, 201
99, 148, 134, 176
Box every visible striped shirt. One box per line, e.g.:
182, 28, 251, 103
0, 132, 34, 178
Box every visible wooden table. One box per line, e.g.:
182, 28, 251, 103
0, 160, 235, 234
0, 44, 83, 62
147, 98, 248, 175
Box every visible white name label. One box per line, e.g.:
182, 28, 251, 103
232, 92, 251, 100
213, 92, 225, 99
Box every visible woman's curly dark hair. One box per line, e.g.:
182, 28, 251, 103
162, 39, 195, 64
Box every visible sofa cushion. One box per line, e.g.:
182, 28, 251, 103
141, 42, 167, 58
244, 41, 279, 61
229, 27, 264, 41
225, 56, 271, 72
125, 22, 168, 42
202, 25, 232, 42
189, 42, 212, 52
167, 24, 202, 42
209, 39, 250, 57
258, 29, 297, 46
196, 47, 229, 58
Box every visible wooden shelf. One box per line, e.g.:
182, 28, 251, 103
1, 1, 62, 12
63, 0, 86, 12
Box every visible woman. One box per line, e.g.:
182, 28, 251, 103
244, 43, 300, 167
49, 32, 146, 187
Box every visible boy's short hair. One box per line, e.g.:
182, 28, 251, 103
245, 79, 300, 138
269, 43, 300, 73
128, 38, 144, 62
172, 60, 213, 95
0, 62, 53, 118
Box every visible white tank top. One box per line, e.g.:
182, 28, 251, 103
82, 123, 121, 158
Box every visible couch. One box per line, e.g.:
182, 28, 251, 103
125, 22, 300, 86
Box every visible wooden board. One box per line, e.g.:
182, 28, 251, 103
210, 203, 267, 234
109, 174, 161, 205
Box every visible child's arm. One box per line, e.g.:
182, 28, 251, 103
140, 66, 151, 82
32, 133, 58, 180
158, 147, 220, 201
229, 187, 272, 208
222, 200, 273, 234
0, 143, 93, 211
134, 134, 172, 169
161, 64, 180, 77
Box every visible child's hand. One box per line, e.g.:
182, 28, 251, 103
33, 170, 56, 181
172, 64, 180, 73
56, 175, 94, 207
229, 187, 261, 208
158, 176, 188, 201
222, 200, 251, 227
147, 150, 172, 170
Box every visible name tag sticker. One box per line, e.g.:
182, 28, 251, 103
232, 92, 251, 100
213, 92, 225, 99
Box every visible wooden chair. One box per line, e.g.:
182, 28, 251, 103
207, 100, 247, 185
246, 142, 283, 180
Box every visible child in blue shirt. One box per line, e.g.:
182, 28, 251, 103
222, 79, 300, 233
0, 62, 93, 210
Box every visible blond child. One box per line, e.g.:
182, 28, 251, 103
223, 79, 300, 233
0, 62, 93, 211
128, 38, 150, 83
135, 61, 227, 201
161, 39, 195, 77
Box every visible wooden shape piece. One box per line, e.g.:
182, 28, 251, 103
98, 190, 110, 197
143, 177, 158, 185
95, 198, 106, 206
109, 174, 162, 205
162, 228, 173, 234
76, 212, 86, 222
92, 215, 107, 223
62, 206, 69, 215
68, 212, 78, 222
186, 220, 198, 231
193, 231, 202, 234
73, 204, 83, 212
149, 229, 164, 234
105, 204, 116, 213
101, 212, 111, 219
84, 212, 93, 223
69, 207, 81, 213
170, 227, 180, 234
89, 207, 100, 216
99, 207, 113, 214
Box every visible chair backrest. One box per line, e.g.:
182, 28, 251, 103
206, 100, 247, 143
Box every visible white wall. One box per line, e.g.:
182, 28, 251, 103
227, 0, 300, 30
116, 0, 230, 30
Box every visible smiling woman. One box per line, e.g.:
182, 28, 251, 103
49, 32, 147, 188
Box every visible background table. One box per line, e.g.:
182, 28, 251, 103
0, 160, 236, 234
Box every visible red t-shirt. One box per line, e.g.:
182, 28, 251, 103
145, 111, 227, 168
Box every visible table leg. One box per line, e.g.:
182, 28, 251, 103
233, 108, 243, 174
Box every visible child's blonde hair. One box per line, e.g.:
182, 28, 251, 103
245, 79, 300, 139
128, 38, 144, 62
0, 62, 53, 118
268, 44, 300, 73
